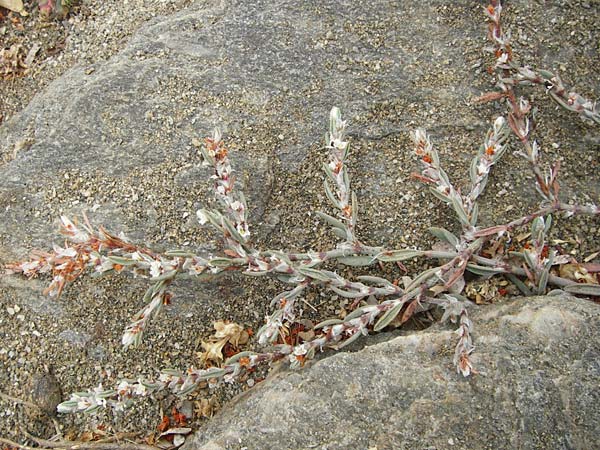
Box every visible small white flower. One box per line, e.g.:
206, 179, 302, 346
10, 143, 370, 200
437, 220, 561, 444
52, 244, 77, 258
477, 161, 489, 176
122, 331, 137, 347
212, 128, 222, 143
236, 223, 249, 237
493, 116, 505, 134
116, 380, 131, 395
76, 396, 92, 411
197, 210, 209, 225
496, 52, 509, 65
293, 343, 310, 356
149, 261, 161, 278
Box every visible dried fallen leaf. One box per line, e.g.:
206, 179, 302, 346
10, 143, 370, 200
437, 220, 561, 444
24, 43, 41, 67
0, 0, 24, 13
199, 338, 227, 364
156, 415, 170, 433
1, 44, 28, 79
297, 329, 315, 342
194, 396, 218, 418
559, 263, 597, 284
213, 320, 249, 347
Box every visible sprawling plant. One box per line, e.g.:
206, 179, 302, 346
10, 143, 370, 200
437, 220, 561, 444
6, 0, 599, 414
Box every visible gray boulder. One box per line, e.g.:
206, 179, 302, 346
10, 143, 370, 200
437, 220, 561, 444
184, 293, 600, 450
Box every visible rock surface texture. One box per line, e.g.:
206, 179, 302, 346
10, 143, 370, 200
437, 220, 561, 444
184, 294, 599, 450
0, 0, 598, 446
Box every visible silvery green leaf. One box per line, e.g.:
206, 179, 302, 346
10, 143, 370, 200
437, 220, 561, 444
84, 405, 101, 414
239, 190, 248, 214
314, 318, 344, 329
243, 270, 269, 276
544, 215, 552, 234
330, 286, 366, 299
74, 391, 92, 397
56, 400, 78, 413
152, 270, 178, 281
466, 264, 505, 277
140, 380, 161, 390
506, 274, 532, 296
374, 300, 406, 332
438, 167, 450, 186
492, 143, 508, 162
469, 157, 478, 184
206, 210, 224, 229
276, 274, 293, 283
471, 202, 479, 226
107, 256, 137, 266
537, 267, 550, 294
337, 255, 376, 267
539, 69, 554, 79
344, 306, 370, 321
222, 217, 246, 243
270, 290, 290, 307
523, 251, 537, 271
377, 249, 424, 262
97, 389, 117, 399
563, 283, 600, 296
197, 368, 227, 381
531, 216, 545, 237
164, 250, 196, 257
224, 351, 257, 365
139, 289, 152, 306
198, 146, 215, 165
332, 227, 349, 240
429, 186, 451, 203
162, 369, 184, 377
351, 191, 358, 226
450, 195, 471, 227
331, 330, 363, 349
324, 180, 340, 208
210, 257, 234, 267
297, 266, 332, 282
342, 142, 350, 160
357, 275, 393, 286
270, 251, 293, 266
177, 384, 198, 397
432, 149, 441, 167
549, 91, 576, 112
428, 227, 459, 247
405, 266, 440, 292
343, 170, 350, 192
322, 162, 337, 183
330, 107, 341, 132
316, 211, 346, 231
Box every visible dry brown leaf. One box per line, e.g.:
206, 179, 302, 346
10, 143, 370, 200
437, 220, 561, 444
199, 338, 227, 364
1, 44, 28, 79
213, 320, 249, 347
559, 264, 597, 284
0, 0, 24, 13
297, 329, 315, 342
194, 396, 218, 418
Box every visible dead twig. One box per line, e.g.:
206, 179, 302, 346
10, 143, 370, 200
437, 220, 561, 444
21, 429, 160, 450
0, 391, 42, 411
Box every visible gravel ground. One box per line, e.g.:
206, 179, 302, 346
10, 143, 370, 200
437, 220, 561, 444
0, 0, 599, 448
